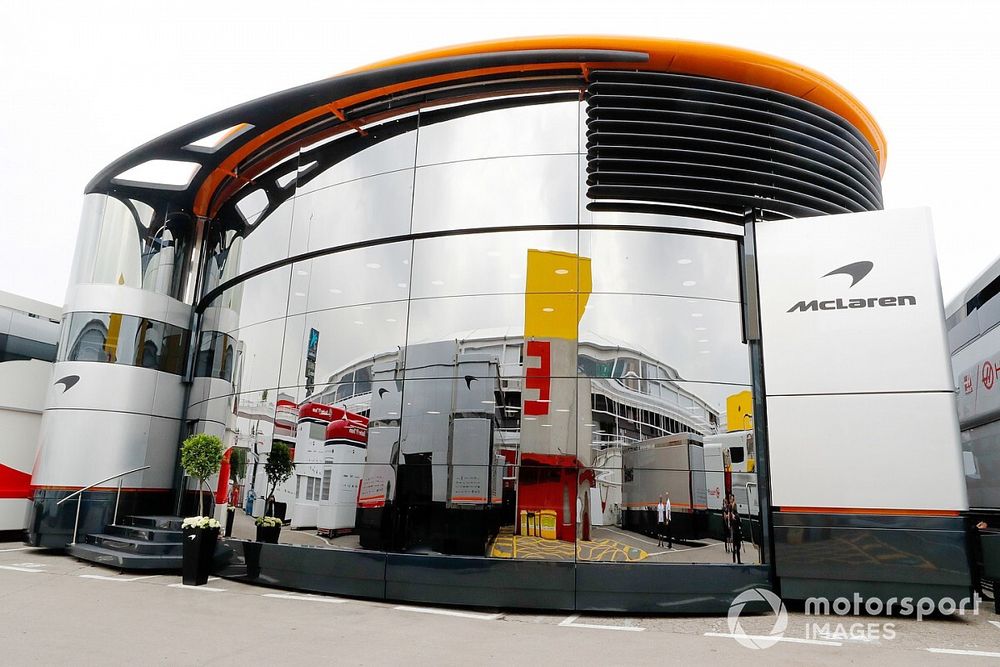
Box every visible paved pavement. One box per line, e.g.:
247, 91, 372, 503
2, 538, 1000, 665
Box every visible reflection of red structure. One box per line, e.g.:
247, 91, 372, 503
325, 412, 369, 441
517, 454, 595, 542
215, 447, 232, 504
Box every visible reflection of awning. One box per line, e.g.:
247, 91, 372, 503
519, 453, 597, 485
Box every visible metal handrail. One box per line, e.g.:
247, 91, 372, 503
56, 465, 151, 545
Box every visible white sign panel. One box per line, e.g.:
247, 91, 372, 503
756, 208, 952, 396
757, 208, 967, 511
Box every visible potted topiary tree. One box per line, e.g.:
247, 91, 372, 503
257, 442, 293, 543
179, 433, 225, 585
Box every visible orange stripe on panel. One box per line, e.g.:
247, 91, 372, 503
778, 506, 960, 517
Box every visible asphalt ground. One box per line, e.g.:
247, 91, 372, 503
2, 538, 1000, 665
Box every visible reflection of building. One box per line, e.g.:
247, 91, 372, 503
26, 37, 972, 614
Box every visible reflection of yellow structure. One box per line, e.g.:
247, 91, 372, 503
490, 528, 648, 562
524, 249, 591, 338
726, 390, 753, 433
519, 509, 558, 539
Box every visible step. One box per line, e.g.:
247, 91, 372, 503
86, 534, 182, 556
127, 515, 185, 530
67, 543, 182, 570
106, 524, 183, 543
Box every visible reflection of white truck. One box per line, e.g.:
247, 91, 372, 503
621, 430, 759, 539
621, 434, 707, 535
704, 431, 758, 517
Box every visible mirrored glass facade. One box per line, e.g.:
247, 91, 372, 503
193, 99, 761, 566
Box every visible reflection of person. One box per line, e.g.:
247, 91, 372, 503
266, 493, 276, 517
656, 496, 666, 547
730, 499, 743, 564
722, 495, 732, 553
245, 488, 256, 516
664, 492, 672, 549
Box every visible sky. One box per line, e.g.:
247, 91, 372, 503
1, 0, 997, 308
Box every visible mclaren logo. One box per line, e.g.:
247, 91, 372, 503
54, 375, 80, 392
787, 261, 917, 313
822, 260, 873, 287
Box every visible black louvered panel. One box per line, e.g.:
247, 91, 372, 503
586, 70, 883, 222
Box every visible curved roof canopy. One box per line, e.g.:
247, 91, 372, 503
87, 36, 885, 220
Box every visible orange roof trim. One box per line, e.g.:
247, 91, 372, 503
195, 36, 886, 217
347, 36, 886, 173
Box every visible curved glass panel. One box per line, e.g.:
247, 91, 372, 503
580, 293, 749, 386
202, 265, 291, 334
280, 301, 408, 396
581, 230, 741, 301
293, 169, 415, 254
68, 195, 192, 300
287, 242, 412, 316
195, 331, 237, 382
411, 154, 579, 234
416, 100, 579, 166
295, 128, 417, 197
59, 311, 188, 374
410, 231, 578, 299
227, 198, 294, 280
214, 318, 287, 399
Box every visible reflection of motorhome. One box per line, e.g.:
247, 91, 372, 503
313, 332, 725, 552
948, 265, 1000, 516
621, 431, 758, 541
323, 332, 720, 447
290, 402, 336, 528
316, 409, 368, 535
357, 341, 506, 554
0, 292, 60, 531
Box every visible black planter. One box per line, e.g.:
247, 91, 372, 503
225, 508, 236, 537
182, 526, 220, 586
256, 524, 281, 543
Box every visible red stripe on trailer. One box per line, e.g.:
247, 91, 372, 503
0, 464, 31, 499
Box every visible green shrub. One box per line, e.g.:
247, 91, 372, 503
264, 442, 294, 514
180, 433, 225, 517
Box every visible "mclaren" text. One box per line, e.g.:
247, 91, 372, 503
787, 295, 917, 313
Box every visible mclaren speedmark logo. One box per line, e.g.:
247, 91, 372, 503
54, 375, 80, 392
787, 261, 917, 313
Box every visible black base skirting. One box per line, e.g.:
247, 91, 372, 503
774, 511, 974, 603
214, 538, 772, 613
576, 562, 771, 613
25, 489, 174, 549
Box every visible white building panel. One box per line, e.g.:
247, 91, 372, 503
767, 392, 967, 511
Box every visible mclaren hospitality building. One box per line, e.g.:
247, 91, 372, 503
21, 37, 971, 613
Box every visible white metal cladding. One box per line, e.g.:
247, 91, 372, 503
32, 361, 184, 489
767, 393, 966, 510
757, 207, 967, 511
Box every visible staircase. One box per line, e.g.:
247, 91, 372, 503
67, 515, 184, 570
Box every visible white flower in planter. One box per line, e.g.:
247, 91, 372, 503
255, 515, 282, 528
182, 516, 222, 530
